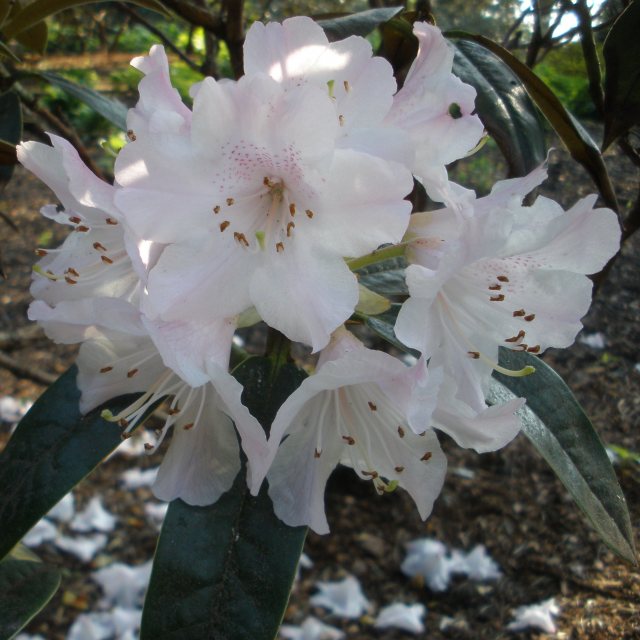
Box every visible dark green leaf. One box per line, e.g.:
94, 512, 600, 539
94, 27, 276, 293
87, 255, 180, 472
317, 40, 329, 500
35, 71, 127, 130
0, 39, 20, 61
356, 256, 408, 297
318, 6, 404, 41
489, 348, 636, 564
4, 0, 168, 38
447, 31, 618, 211
0, 366, 141, 561
378, 13, 419, 78
362, 302, 419, 356
14, 19, 48, 54
0, 550, 61, 639
602, 1, 640, 150
452, 39, 546, 177
0, 91, 22, 188
141, 357, 307, 640
0, 0, 12, 26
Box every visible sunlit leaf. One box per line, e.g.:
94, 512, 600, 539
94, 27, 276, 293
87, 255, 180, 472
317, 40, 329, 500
318, 6, 404, 41
35, 71, 127, 130
0, 548, 61, 639
452, 39, 546, 177
602, 0, 640, 150
141, 357, 307, 640
0, 366, 142, 561
447, 31, 618, 211
489, 348, 636, 564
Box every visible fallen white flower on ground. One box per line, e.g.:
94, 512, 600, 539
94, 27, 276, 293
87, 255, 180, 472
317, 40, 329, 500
578, 332, 606, 349
309, 575, 370, 618
280, 616, 345, 640
70, 496, 116, 533
47, 492, 76, 523
0, 396, 32, 425
144, 501, 169, 529
22, 518, 58, 548
374, 602, 427, 634
66, 607, 142, 640
93, 561, 153, 608
55, 533, 108, 562
120, 467, 159, 490
506, 597, 560, 634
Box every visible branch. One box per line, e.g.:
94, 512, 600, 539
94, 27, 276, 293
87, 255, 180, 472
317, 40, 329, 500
160, 0, 225, 37
573, 0, 605, 116
0, 350, 57, 385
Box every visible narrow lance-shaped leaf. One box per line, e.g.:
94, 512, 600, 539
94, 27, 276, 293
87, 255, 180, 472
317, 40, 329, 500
602, 0, 640, 150
0, 546, 61, 639
34, 71, 128, 131
317, 6, 404, 41
141, 357, 307, 640
489, 348, 636, 564
447, 31, 618, 212
3, 0, 169, 39
0, 366, 143, 561
452, 38, 546, 177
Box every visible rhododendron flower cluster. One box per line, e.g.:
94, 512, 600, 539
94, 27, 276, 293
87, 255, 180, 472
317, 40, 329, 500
18, 16, 620, 534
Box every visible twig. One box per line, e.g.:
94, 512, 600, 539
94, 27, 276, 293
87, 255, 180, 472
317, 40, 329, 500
0, 325, 45, 351
0, 350, 57, 385
159, 0, 225, 36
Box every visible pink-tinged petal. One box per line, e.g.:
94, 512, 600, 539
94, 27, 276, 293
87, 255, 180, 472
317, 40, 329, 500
28, 298, 145, 345
76, 333, 163, 413
142, 314, 235, 387
206, 363, 270, 496
250, 240, 359, 352
312, 150, 413, 257
434, 375, 524, 452
128, 45, 191, 136
152, 386, 241, 506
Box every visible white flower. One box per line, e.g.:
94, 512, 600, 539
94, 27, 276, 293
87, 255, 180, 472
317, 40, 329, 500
395, 164, 620, 415
309, 575, 369, 618
266, 327, 446, 534
280, 617, 345, 640
507, 597, 560, 634
70, 496, 116, 533
114, 19, 419, 359
374, 602, 427, 634
401, 538, 451, 592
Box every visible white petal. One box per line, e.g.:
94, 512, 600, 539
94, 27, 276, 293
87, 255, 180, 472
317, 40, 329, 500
374, 603, 426, 634
309, 575, 370, 618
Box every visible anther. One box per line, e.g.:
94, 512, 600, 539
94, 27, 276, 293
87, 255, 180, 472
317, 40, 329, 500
65, 276, 77, 285
127, 368, 139, 378
93, 242, 107, 252
343, 80, 350, 92
505, 330, 526, 343
368, 401, 377, 411
144, 443, 154, 451
468, 351, 480, 359
497, 275, 510, 282
76, 225, 90, 233
120, 432, 132, 440
69, 215, 82, 224
35, 249, 48, 256
263, 176, 270, 186
421, 451, 432, 462
524, 314, 536, 322
276, 242, 285, 253
213, 205, 221, 214
394, 466, 405, 473
168, 408, 180, 415
101, 255, 114, 264
490, 294, 505, 302
314, 448, 322, 459
106, 218, 118, 225
305, 209, 314, 219
118, 418, 129, 428
397, 426, 405, 438
342, 435, 355, 445
183, 422, 195, 430
338, 114, 345, 126
362, 470, 378, 478
66, 267, 79, 277
286, 222, 295, 237
127, 129, 137, 141
226, 197, 235, 206
289, 203, 296, 216
100, 366, 113, 373
527, 345, 541, 353
489, 284, 502, 291
219, 220, 230, 232
234, 232, 249, 247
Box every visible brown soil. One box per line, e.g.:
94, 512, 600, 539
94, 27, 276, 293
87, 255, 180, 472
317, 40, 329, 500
0, 122, 639, 640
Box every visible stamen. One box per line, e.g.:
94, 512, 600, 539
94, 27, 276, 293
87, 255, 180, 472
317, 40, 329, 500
342, 435, 355, 445
65, 276, 77, 285
100, 366, 113, 373
183, 422, 195, 430
362, 470, 378, 478
397, 426, 405, 438
219, 221, 230, 232
489, 284, 502, 291
305, 209, 314, 219
93, 242, 107, 252
524, 314, 536, 322
368, 401, 377, 411
76, 225, 90, 233
226, 197, 235, 206
33, 265, 59, 281
289, 203, 296, 216
505, 330, 526, 343
127, 368, 139, 378
421, 451, 432, 462
127, 129, 137, 141
35, 249, 48, 256
527, 345, 541, 353
213, 205, 221, 214
286, 222, 295, 237
276, 242, 285, 253
234, 232, 249, 247
490, 294, 505, 302
343, 80, 350, 92
513, 309, 526, 317
144, 443, 154, 451
66, 267, 79, 277
497, 275, 510, 282
314, 448, 322, 458
101, 255, 114, 265
394, 465, 404, 473
106, 218, 118, 225
338, 115, 345, 126
69, 215, 82, 224
468, 351, 480, 359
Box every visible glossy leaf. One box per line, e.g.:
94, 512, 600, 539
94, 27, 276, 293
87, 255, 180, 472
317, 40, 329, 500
3, 0, 168, 39
602, 0, 640, 150
489, 348, 636, 564
318, 6, 403, 41
452, 38, 546, 177
141, 357, 307, 640
448, 31, 618, 211
0, 0, 11, 26
35, 71, 128, 130
14, 18, 48, 54
0, 366, 141, 561
355, 256, 408, 297
0, 548, 61, 639
378, 13, 419, 78
0, 91, 21, 187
